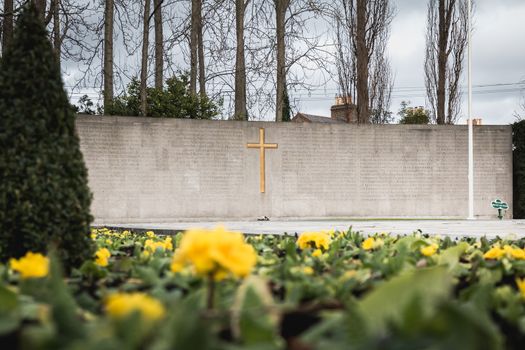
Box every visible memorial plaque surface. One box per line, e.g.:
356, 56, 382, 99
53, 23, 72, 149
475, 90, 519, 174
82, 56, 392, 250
76, 118, 513, 221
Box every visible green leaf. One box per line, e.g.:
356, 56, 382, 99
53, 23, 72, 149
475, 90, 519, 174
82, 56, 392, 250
232, 276, 281, 347
357, 266, 452, 334
0, 285, 20, 335
438, 242, 469, 271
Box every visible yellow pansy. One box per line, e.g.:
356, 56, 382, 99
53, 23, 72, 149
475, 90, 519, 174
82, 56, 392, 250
483, 245, 525, 260
297, 231, 331, 250
511, 248, 525, 260
146, 231, 155, 238
484, 246, 505, 260
303, 266, 314, 275
362, 237, 375, 251
420, 243, 439, 257
105, 292, 165, 321
516, 278, 525, 299
342, 270, 357, 280
9, 252, 49, 279
312, 249, 323, 257
170, 226, 257, 280
95, 248, 111, 267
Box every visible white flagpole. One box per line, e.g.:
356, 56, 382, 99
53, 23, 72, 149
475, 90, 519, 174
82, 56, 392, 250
467, 0, 475, 220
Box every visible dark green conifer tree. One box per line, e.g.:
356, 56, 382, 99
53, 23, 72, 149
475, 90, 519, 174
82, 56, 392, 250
0, 4, 93, 267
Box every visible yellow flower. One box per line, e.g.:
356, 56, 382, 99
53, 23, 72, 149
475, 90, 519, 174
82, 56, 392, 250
362, 237, 375, 251
95, 248, 111, 267
105, 292, 165, 321
146, 231, 155, 238
303, 266, 314, 275
164, 237, 173, 251
297, 231, 331, 250
144, 237, 173, 253
484, 246, 505, 260
516, 278, 525, 299
342, 270, 357, 280
312, 249, 323, 257
170, 226, 257, 280
90, 233, 97, 240
420, 243, 439, 257
105, 239, 112, 245
9, 252, 49, 279
170, 260, 184, 273
511, 248, 525, 260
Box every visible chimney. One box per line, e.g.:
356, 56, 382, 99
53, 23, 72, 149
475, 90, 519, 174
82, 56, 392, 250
331, 94, 357, 123
467, 118, 482, 125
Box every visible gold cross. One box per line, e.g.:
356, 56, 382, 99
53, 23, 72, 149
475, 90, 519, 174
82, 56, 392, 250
247, 128, 278, 193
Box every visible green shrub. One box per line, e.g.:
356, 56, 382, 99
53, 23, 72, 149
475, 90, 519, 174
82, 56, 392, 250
512, 120, 525, 218
106, 74, 221, 119
0, 4, 93, 267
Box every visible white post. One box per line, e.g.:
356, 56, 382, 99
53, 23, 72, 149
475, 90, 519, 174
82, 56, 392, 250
467, 0, 475, 220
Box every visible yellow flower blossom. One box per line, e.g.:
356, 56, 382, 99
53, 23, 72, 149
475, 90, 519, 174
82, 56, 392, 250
297, 231, 331, 250
484, 246, 505, 260
420, 243, 439, 257
312, 249, 323, 257
105, 292, 165, 321
146, 231, 155, 238
144, 237, 173, 253
342, 270, 357, 280
303, 266, 314, 275
516, 278, 525, 299
170, 226, 257, 280
483, 245, 525, 260
9, 252, 49, 279
95, 248, 111, 267
362, 237, 375, 251
516, 278, 525, 298
511, 248, 525, 260
105, 239, 112, 245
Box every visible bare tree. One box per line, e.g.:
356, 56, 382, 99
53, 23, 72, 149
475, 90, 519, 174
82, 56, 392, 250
2, 0, 14, 53
140, 0, 151, 116
333, 0, 394, 124
274, 0, 288, 122
153, 0, 163, 89
33, 0, 46, 21
51, 0, 60, 64
103, 0, 114, 113
424, 0, 469, 124
233, 0, 248, 120
185, 0, 206, 97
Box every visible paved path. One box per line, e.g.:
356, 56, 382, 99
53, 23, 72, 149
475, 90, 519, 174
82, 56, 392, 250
95, 220, 525, 238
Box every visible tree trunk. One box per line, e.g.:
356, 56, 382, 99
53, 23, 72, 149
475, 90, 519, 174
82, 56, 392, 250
196, 0, 205, 97
103, 0, 114, 113
275, 0, 287, 122
1, 0, 14, 53
234, 0, 248, 120
436, 0, 448, 124
355, 0, 369, 124
189, 0, 198, 95
33, 0, 46, 21
140, 0, 151, 117
153, 0, 163, 89
52, 0, 60, 67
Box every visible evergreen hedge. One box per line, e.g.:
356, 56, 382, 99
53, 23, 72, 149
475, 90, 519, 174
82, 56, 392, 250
513, 120, 525, 219
0, 4, 93, 267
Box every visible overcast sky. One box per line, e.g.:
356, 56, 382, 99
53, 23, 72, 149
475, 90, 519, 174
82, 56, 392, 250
299, 0, 525, 124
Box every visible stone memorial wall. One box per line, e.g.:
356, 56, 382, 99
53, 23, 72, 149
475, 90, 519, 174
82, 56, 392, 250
76, 116, 513, 222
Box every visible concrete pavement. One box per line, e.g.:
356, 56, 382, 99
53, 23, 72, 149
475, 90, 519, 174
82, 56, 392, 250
95, 219, 525, 239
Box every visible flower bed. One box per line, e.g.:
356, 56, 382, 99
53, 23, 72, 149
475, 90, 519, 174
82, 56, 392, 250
1, 227, 525, 349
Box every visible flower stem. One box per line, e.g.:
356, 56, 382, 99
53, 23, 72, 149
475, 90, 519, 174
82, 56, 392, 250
207, 274, 215, 310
